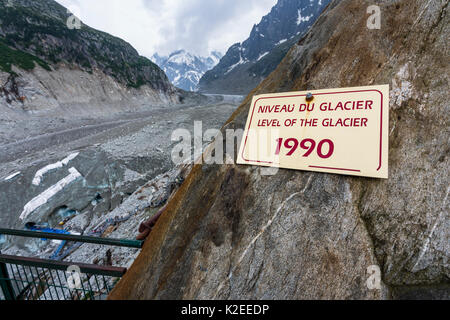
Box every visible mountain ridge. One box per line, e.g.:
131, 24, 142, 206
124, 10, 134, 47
0, 0, 184, 116
198, 0, 330, 94
152, 50, 222, 91
0, 0, 171, 90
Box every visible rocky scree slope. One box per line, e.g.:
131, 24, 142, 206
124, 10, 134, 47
109, 0, 449, 300
152, 50, 222, 92
198, 0, 330, 95
0, 0, 180, 117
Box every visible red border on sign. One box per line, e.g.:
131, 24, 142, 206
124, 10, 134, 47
241, 89, 384, 172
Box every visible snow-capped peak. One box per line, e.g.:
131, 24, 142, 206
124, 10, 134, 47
167, 50, 196, 66
152, 50, 223, 92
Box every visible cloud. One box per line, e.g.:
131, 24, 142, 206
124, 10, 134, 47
55, 0, 276, 57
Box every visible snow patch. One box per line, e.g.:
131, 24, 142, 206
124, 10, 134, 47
208, 54, 221, 66
173, 74, 181, 83
4, 172, 21, 181
257, 52, 269, 61
32, 152, 79, 186
297, 9, 313, 25
20, 167, 82, 221
225, 52, 247, 75
167, 51, 195, 66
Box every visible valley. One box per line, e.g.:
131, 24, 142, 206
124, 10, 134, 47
0, 94, 243, 267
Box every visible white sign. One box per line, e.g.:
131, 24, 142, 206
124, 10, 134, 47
237, 85, 389, 179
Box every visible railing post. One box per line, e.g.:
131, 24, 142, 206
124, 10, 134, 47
0, 261, 15, 300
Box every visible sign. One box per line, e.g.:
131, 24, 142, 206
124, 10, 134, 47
237, 85, 389, 178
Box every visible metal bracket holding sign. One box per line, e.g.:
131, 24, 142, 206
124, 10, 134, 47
237, 85, 389, 179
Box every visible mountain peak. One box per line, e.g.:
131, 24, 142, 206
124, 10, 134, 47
199, 0, 331, 94
152, 50, 223, 91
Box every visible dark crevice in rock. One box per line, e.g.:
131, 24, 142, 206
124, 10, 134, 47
353, 180, 391, 295
419, 1, 449, 54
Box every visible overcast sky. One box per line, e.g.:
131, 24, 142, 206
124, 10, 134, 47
55, 0, 277, 58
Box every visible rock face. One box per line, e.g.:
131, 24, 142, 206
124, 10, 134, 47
0, 64, 179, 120
109, 0, 449, 300
0, 0, 180, 115
152, 50, 222, 91
198, 0, 330, 95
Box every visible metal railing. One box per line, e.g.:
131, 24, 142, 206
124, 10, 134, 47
0, 229, 143, 300
0, 228, 143, 249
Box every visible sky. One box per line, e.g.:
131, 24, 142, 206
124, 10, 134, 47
55, 0, 277, 58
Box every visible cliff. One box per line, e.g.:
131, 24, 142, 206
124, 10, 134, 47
0, 0, 180, 117
110, 0, 449, 299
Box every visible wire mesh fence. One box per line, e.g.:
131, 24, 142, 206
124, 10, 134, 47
0, 254, 126, 300
0, 229, 143, 300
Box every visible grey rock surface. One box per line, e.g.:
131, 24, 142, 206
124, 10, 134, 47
110, 0, 449, 300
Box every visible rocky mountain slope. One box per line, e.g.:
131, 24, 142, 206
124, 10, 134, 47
0, 0, 181, 117
152, 50, 222, 91
110, 0, 449, 300
198, 0, 330, 95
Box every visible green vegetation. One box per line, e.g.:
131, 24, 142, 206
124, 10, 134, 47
127, 76, 146, 89
0, 40, 51, 74
0, 6, 79, 48
0, 3, 165, 88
